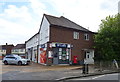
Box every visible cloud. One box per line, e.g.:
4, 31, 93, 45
0, 0, 29, 2
0, 19, 32, 44
46, 0, 119, 32
0, 4, 37, 45
0, 0, 119, 45
0, 0, 49, 45
0, 5, 32, 23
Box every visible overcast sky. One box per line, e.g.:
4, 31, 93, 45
0, 0, 119, 45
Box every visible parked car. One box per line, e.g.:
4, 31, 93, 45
2, 54, 31, 65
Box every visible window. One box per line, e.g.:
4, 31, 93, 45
73, 32, 79, 39
6, 57, 15, 59
20, 49, 24, 52
84, 33, 89, 40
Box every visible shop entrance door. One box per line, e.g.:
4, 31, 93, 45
53, 48, 59, 65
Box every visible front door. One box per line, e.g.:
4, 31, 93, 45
84, 50, 94, 64
53, 48, 59, 65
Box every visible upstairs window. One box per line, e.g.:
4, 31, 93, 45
73, 32, 79, 39
84, 33, 89, 40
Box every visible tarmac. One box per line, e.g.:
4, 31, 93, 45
1, 60, 120, 81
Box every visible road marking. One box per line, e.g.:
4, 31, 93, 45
91, 75, 105, 79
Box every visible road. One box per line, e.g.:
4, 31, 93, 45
1, 60, 119, 81
69, 73, 120, 80
1, 60, 83, 80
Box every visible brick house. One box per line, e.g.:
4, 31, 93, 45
12, 44, 26, 58
0, 43, 14, 59
37, 14, 95, 65
26, 14, 95, 65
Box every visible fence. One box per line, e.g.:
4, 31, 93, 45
94, 60, 120, 72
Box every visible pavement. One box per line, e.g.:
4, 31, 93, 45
1, 60, 120, 81
67, 73, 119, 80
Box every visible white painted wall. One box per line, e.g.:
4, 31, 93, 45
0, 50, 6, 55
38, 16, 50, 64
26, 34, 38, 49
39, 16, 50, 45
26, 33, 39, 60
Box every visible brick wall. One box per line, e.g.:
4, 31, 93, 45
50, 25, 94, 61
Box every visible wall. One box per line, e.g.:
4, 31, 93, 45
12, 49, 25, 55
50, 26, 94, 62
39, 16, 50, 45
26, 34, 38, 61
38, 16, 50, 64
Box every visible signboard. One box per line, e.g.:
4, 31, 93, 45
55, 43, 67, 48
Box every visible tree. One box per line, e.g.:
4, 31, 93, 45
94, 14, 120, 61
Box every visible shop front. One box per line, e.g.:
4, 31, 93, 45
38, 42, 72, 65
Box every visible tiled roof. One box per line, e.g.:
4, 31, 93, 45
13, 44, 25, 49
44, 14, 90, 32
0, 45, 14, 49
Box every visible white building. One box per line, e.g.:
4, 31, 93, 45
25, 33, 39, 63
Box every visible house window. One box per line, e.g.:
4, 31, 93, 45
20, 49, 24, 52
84, 33, 89, 40
73, 32, 79, 39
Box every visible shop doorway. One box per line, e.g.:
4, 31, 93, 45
53, 48, 59, 65
52, 48, 70, 65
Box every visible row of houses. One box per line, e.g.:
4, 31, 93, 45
0, 43, 26, 59
25, 14, 96, 65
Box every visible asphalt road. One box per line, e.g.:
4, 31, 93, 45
69, 73, 120, 80
1, 60, 82, 80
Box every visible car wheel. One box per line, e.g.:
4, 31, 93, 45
4, 61, 8, 65
27, 61, 30, 65
18, 61, 22, 65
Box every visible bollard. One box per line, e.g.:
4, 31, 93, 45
82, 64, 89, 74
82, 64, 85, 74
86, 64, 89, 74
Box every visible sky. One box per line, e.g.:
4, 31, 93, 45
0, 0, 119, 45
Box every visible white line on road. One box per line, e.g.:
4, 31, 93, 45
91, 75, 105, 80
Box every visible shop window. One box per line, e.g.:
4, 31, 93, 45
73, 31, 79, 39
84, 33, 89, 40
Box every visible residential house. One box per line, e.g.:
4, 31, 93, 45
26, 14, 95, 65
38, 14, 95, 65
12, 44, 25, 58
0, 43, 14, 59
25, 33, 39, 63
